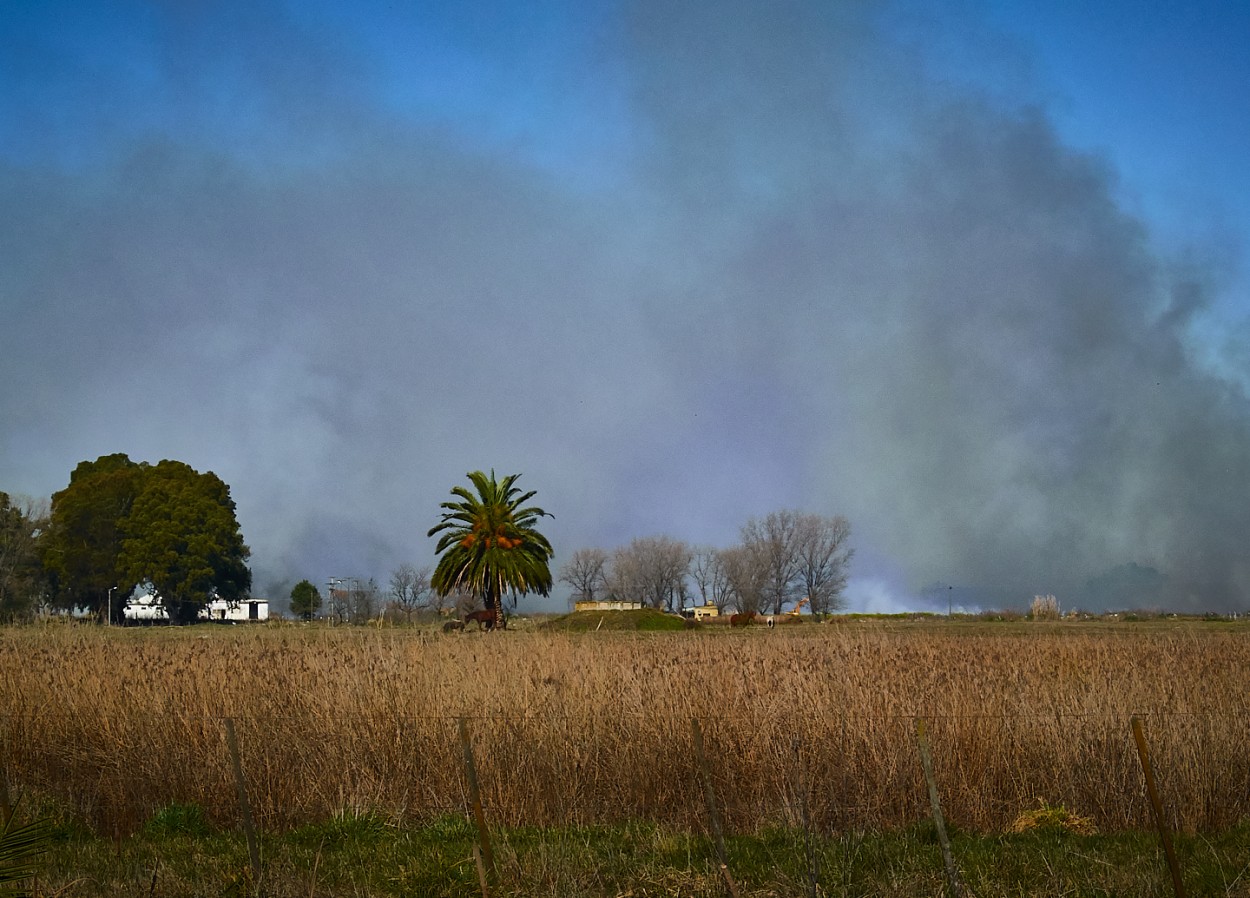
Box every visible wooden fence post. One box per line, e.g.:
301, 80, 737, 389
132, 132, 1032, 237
792, 736, 819, 898
691, 718, 740, 898
222, 718, 262, 893
458, 716, 496, 888
1131, 715, 1187, 898
914, 718, 964, 898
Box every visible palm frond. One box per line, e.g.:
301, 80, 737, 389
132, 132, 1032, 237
0, 805, 53, 887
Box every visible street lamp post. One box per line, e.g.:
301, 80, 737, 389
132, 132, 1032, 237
108, 585, 117, 626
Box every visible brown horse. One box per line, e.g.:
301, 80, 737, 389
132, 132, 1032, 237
464, 609, 508, 631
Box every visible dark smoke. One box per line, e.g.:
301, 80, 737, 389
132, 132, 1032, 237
1, 2, 1247, 610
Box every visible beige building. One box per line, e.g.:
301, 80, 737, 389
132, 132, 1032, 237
684, 604, 720, 621
574, 599, 643, 612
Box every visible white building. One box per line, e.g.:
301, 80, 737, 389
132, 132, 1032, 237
202, 597, 269, 622
123, 594, 168, 622
123, 594, 269, 623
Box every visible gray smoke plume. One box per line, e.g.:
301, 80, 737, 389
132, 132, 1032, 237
1, 1, 1246, 610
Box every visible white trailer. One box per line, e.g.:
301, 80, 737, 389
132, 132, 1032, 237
202, 598, 269, 622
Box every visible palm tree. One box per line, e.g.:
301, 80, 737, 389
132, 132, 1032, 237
427, 471, 554, 620
0, 797, 53, 890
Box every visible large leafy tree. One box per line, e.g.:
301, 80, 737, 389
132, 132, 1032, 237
289, 579, 322, 620
42, 454, 147, 620
428, 470, 554, 619
0, 493, 48, 621
118, 460, 251, 624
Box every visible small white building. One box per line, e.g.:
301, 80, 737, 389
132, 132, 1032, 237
123, 594, 169, 622
202, 597, 269, 622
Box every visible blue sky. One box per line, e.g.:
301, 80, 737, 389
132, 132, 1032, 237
984, 3, 1249, 289
3, 1, 1248, 612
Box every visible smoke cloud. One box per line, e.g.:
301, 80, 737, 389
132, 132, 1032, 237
2, 1, 1247, 610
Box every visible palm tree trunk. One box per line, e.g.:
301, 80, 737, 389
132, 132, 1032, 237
484, 581, 500, 616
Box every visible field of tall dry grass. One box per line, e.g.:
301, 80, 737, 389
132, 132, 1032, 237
3, 619, 1248, 838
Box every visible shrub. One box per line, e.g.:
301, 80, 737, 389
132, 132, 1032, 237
1009, 800, 1097, 835
142, 803, 212, 839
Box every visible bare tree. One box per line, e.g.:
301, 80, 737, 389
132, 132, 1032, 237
719, 543, 769, 615
451, 587, 480, 619
605, 545, 640, 604
326, 580, 353, 624
558, 547, 608, 608
388, 563, 432, 623
350, 578, 380, 625
425, 587, 453, 618
794, 514, 853, 617
327, 577, 379, 625
740, 510, 804, 614
690, 546, 732, 613
607, 536, 692, 611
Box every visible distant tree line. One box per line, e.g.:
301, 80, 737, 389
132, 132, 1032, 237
0, 454, 251, 623
4, 462, 850, 627
289, 565, 483, 624
559, 510, 854, 618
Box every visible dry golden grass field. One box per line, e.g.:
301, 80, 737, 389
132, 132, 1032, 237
3, 617, 1248, 839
